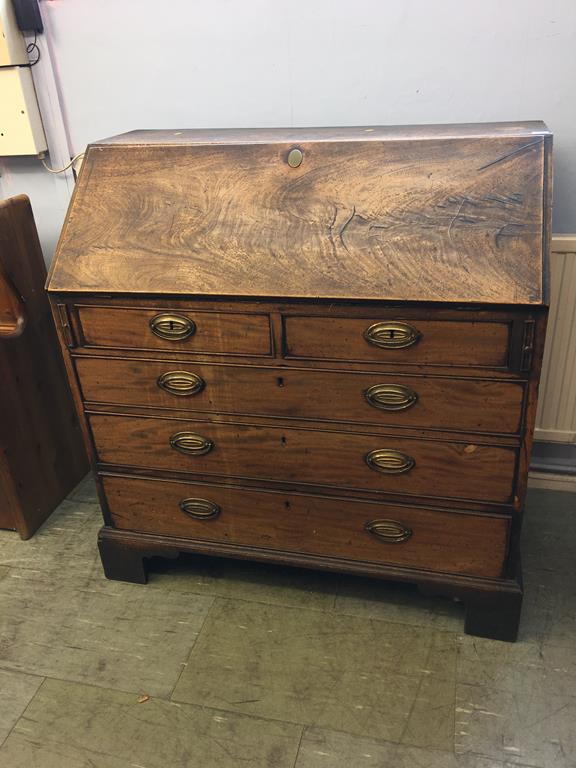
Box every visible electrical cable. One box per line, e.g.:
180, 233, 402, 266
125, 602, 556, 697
0, 32, 40, 68
40, 152, 85, 174
26, 32, 40, 66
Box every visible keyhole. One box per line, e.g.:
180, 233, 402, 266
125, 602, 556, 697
277, 377, 284, 387
281, 435, 287, 445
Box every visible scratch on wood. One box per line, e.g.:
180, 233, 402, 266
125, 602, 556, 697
448, 198, 466, 244
477, 139, 543, 171
339, 206, 356, 252
484, 193, 524, 206
327, 205, 339, 258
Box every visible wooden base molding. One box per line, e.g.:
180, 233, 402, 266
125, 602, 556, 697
98, 526, 524, 642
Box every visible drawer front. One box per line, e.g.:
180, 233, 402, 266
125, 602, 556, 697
90, 415, 517, 504
76, 357, 524, 435
102, 475, 509, 579
77, 306, 272, 356
285, 316, 510, 368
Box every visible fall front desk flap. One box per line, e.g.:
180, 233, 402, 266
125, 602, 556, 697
47, 122, 551, 306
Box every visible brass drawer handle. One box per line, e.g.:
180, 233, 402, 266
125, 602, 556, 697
150, 313, 196, 341
364, 321, 421, 349
365, 384, 418, 412
365, 448, 415, 474
365, 519, 412, 543
157, 370, 205, 397
179, 498, 220, 520
169, 431, 214, 456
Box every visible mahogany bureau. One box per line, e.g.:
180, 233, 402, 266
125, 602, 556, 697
47, 122, 552, 641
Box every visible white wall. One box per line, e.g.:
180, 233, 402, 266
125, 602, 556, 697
1, 0, 575, 260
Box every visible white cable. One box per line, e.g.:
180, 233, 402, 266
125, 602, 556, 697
40, 152, 85, 174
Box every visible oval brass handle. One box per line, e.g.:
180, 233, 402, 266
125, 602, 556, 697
169, 431, 214, 456
365, 519, 412, 543
150, 313, 196, 341
365, 384, 418, 412
365, 448, 415, 474
179, 498, 220, 520
364, 321, 421, 350
157, 370, 205, 397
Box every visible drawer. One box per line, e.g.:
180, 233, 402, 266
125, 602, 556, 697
90, 414, 517, 504
284, 316, 510, 368
102, 475, 510, 579
76, 357, 525, 435
76, 306, 272, 356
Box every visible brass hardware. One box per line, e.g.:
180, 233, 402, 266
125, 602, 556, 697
287, 148, 303, 168
365, 519, 412, 543
364, 321, 421, 349
365, 384, 418, 412
179, 498, 220, 520
56, 304, 74, 347
169, 431, 214, 456
520, 319, 535, 371
157, 370, 205, 397
365, 448, 415, 474
150, 313, 196, 341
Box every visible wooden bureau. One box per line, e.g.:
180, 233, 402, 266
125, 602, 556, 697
47, 123, 552, 641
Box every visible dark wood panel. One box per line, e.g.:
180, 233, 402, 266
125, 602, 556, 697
77, 306, 272, 356
0, 195, 88, 538
103, 474, 509, 579
90, 414, 517, 504
48, 125, 549, 305
76, 357, 524, 435
285, 316, 510, 367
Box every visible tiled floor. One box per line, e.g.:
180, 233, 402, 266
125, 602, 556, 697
0, 478, 574, 767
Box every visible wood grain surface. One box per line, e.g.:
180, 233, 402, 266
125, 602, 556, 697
77, 306, 271, 356
0, 195, 88, 537
48, 123, 550, 304
102, 474, 509, 579
75, 356, 525, 434
89, 414, 517, 504
284, 315, 510, 366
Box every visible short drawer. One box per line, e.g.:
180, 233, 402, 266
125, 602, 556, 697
76, 306, 272, 356
284, 315, 511, 368
76, 357, 525, 435
102, 475, 510, 579
90, 414, 517, 504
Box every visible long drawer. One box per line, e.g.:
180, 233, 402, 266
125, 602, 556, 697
76, 357, 524, 434
89, 414, 517, 503
284, 315, 511, 368
102, 475, 509, 579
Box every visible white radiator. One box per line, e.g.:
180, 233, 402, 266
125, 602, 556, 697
535, 235, 576, 444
